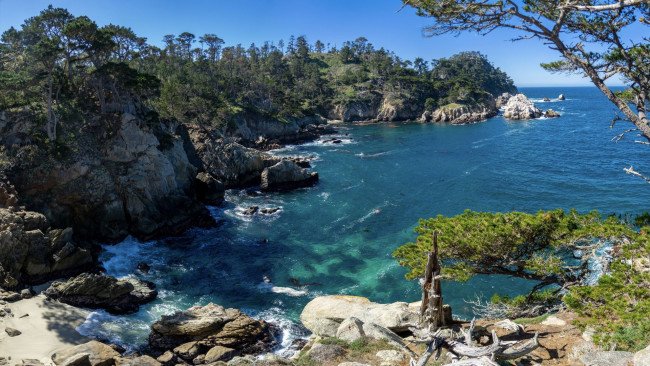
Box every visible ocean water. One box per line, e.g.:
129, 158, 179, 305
79, 86, 650, 352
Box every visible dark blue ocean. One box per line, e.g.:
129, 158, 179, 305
79, 86, 650, 351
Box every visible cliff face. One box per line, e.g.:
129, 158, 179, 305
2, 112, 214, 243
329, 91, 499, 125
228, 114, 333, 149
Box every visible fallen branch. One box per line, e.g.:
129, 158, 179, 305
624, 166, 650, 184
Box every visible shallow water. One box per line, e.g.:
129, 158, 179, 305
80, 86, 650, 352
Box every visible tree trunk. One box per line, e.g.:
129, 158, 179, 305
46, 70, 56, 142
420, 231, 445, 330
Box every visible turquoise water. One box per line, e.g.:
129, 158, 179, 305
81, 87, 650, 352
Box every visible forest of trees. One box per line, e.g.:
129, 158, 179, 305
0, 6, 516, 144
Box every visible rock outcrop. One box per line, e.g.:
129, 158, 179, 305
0, 209, 92, 289
183, 128, 280, 189
44, 273, 157, 315
52, 341, 120, 366
3, 112, 214, 243
558, 94, 566, 100
328, 92, 383, 122
148, 303, 279, 363
194, 172, 225, 206
502, 94, 542, 119
329, 92, 422, 122
419, 101, 498, 125
228, 114, 335, 149
544, 109, 561, 118
300, 295, 419, 337
376, 95, 422, 122
260, 160, 318, 192
495, 93, 514, 108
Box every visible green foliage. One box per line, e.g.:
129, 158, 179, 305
492, 289, 561, 309
564, 227, 650, 351
1, 6, 518, 138
393, 209, 633, 282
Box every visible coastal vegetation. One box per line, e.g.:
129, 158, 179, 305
394, 209, 650, 351
0, 5, 516, 148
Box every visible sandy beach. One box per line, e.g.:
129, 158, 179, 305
0, 295, 90, 364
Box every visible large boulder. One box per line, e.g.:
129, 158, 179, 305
0, 209, 92, 289
148, 303, 279, 356
260, 160, 318, 192
581, 351, 634, 366
44, 273, 157, 315
634, 344, 650, 366
52, 341, 120, 366
503, 94, 542, 119
300, 296, 418, 337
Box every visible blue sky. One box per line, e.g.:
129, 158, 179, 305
0, 0, 617, 86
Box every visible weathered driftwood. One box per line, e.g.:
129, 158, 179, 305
493, 319, 525, 334
445, 330, 500, 358
495, 332, 540, 360
441, 356, 500, 366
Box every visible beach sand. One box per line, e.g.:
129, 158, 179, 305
0, 295, 90, 364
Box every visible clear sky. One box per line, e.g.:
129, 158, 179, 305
0, 0, 618, 87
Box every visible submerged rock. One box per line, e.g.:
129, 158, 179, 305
148, 303, 279, 357
260, 160, 318, 192
300, 295, 418, 337
44, 273, 157, 315
503, 94, 542, 119
242, 206, 259, 215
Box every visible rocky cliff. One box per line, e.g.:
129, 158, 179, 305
1, 112, 214, 243
0, 208, 92, 289
228, 114, 334, 150
329, 92, 423, 122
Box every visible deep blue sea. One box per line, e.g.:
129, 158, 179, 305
79, 86, 650, 352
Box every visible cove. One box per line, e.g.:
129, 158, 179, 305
81, 86, 650, 352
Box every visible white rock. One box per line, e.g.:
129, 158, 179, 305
503, 94, 542, 119
300, 295, 418, 337
634, 344, 650, 366
336, 317, 365, 342
540, 315, 567, 327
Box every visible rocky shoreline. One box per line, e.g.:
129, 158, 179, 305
1, 291, 644, 366
0, 92, 573, 365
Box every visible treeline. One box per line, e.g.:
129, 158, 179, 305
0, 6, 516, 142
